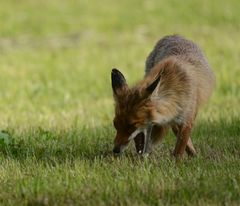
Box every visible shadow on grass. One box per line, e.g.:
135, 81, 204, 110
0, 117, 239, 165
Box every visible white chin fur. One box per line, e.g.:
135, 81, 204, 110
128, 127, 145, 141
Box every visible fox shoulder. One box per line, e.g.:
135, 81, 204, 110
141, 57, 197, 125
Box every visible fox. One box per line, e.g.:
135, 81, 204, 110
111, 35, 215, 159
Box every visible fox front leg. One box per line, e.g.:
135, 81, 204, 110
133, 124, 153, 155
143, 123, 153, 154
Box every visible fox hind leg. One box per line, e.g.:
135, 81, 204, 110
185, 137, 196, 156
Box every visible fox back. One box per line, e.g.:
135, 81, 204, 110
144, 35, 215, 124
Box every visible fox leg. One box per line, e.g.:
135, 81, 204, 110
144, 125, 168, 153
172, 126, 196, 156
134, 125, 168, 154
172, 123, 196, 159
143, 124, 153, 154
184, 112, 198, 156
185, 137, 196, 156
151, 125, 168, 144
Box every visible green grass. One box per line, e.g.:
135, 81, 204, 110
0, 0, 239, 205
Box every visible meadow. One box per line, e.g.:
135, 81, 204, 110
0, 0, 239, 205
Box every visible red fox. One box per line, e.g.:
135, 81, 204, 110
111, 35, 215, 159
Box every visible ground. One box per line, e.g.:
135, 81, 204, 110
0, 0, 239, 205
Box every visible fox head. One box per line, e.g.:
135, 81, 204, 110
111, 68, 160, 154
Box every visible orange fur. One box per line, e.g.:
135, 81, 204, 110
111, 35, 215, 158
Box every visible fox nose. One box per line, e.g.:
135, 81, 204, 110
113, 146, 121, 154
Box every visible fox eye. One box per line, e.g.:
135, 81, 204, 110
129, 121, 138, 128
127, 123, 136, 131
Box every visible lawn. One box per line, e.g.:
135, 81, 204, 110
0, 0, 239, 205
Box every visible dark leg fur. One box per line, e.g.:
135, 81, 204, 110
151, 125, 168, 144
172, 123, 196, 159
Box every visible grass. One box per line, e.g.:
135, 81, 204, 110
0, 0, 239, 205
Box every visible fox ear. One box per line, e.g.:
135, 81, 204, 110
111, 68, 127, 96
146, 75, 161, 94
